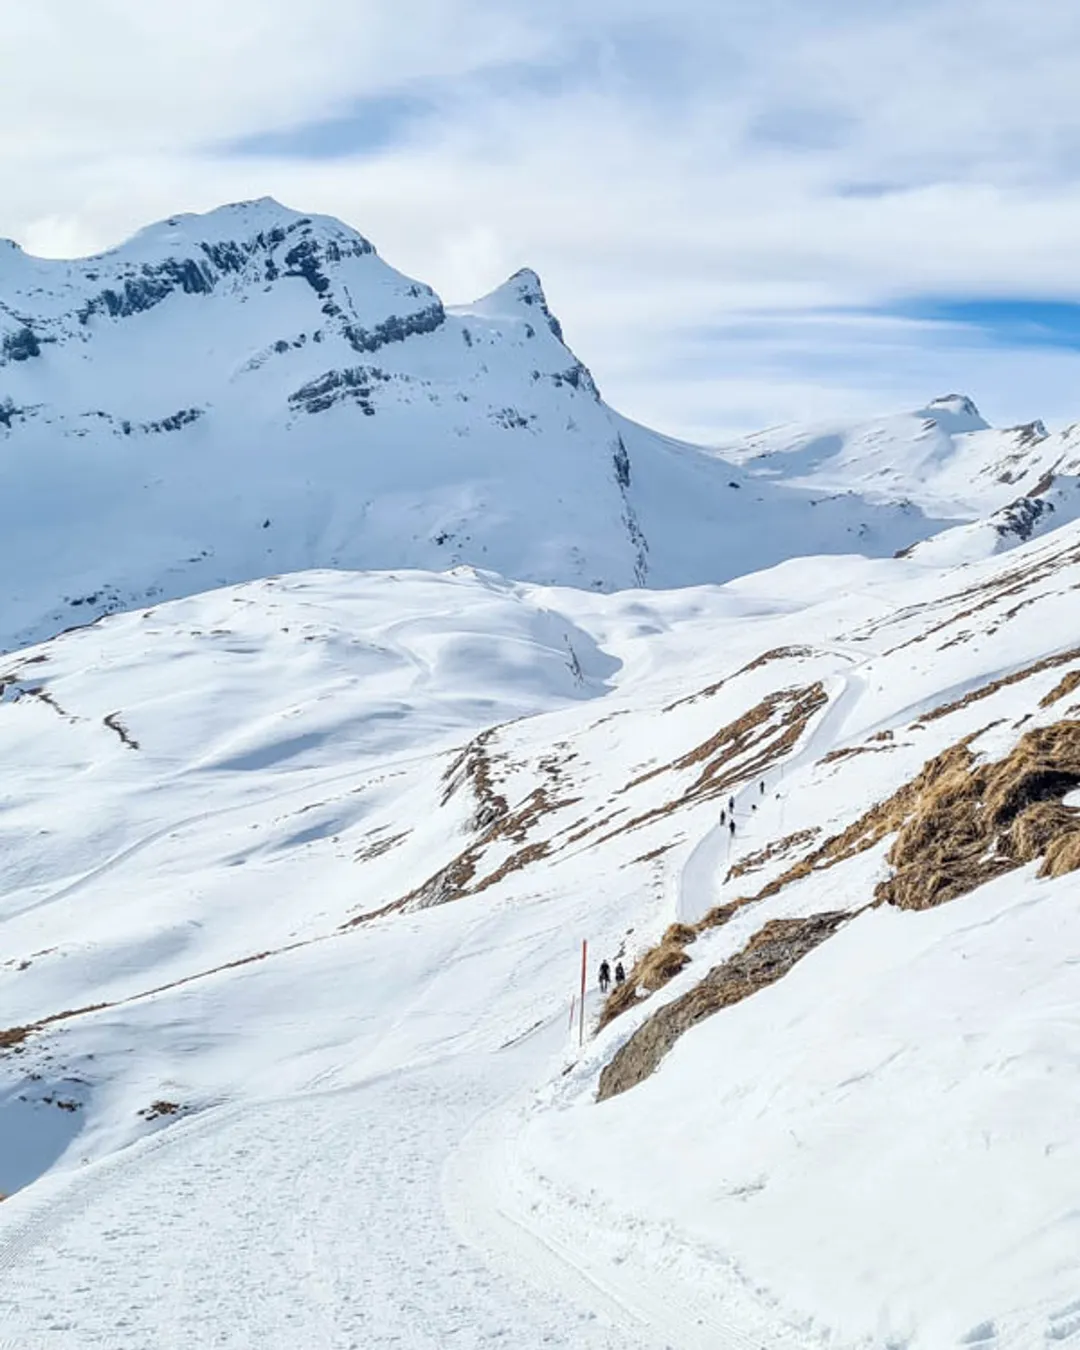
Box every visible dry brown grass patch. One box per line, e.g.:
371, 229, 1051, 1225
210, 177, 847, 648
397, 780, 581, 911
592, 684, 826, 851
1040, 670, 1080, 709
597, 910, 849, 1099
628, 840, 679, 866
597, 933, 693, 1029
878, 720, 1080, 909
597, 902, 747, 1029
819, 743, 895, 765
1041, 830, 1080, 878
725, 827, 822, 881
139, 1100, 182, 1121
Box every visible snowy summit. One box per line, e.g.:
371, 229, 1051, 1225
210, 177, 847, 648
6, 198, 1075, 652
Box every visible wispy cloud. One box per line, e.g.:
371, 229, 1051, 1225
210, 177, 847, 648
6, 1, 1080, 436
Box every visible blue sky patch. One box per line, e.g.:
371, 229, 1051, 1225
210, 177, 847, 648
895, 298, 1080, 350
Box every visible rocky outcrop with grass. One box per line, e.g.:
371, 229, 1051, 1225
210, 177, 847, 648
878, 720, 1080, 907
597, 912, 849, 1100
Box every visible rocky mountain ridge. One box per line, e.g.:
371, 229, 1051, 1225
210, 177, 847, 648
2, 198, 1076, 653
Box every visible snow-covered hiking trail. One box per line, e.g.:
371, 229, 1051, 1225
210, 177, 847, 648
0, 1022, 787, 1350
677, 664, 862, 923
0, 1048, 643, 1350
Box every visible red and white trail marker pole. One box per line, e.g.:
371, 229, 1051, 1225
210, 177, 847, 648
578, 938, 588, 1048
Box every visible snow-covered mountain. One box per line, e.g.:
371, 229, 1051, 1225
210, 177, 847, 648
720, 393, 1080, 561
5, 196, 1080, 1350
0, 197, 1010, 651
2, 516, 1080, 1346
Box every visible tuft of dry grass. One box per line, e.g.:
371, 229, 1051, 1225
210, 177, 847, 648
878, 720, 1080, 909
1010, 802, 1078, 862
662, 921, 698, 947
598, 933, 693, 1028
628, 840, 680, 866
1040, 670, 1080, 709
1041, 830, 1080, 878
725, 827, 821, 881
819, 743, 894, 765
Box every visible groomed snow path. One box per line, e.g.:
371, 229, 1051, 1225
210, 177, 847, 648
0, 1044, 659, 1350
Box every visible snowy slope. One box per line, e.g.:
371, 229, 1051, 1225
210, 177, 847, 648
720, 394, 1080, 560
0, 198, 961, 651
2, 516, 1080, 1345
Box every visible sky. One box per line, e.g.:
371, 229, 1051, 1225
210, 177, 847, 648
6, 0, 1080, 440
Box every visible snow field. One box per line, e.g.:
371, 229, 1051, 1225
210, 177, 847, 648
2, 519, 1080, 1345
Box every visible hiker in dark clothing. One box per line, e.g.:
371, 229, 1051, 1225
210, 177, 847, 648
614, 961, 626, 986
729, 817, 736, 837
598, 959, 611, 993
728, 795, 735, 813
720, 808, 726, 826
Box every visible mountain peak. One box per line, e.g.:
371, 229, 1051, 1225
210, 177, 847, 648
470, 267, 564, 341
113, 198, 377, 265
919, 393, 988, 431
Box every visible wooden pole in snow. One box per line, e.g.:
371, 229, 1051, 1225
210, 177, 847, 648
578, 939, 588, 1047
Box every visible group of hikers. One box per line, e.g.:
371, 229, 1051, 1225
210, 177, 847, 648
597, 958, 625, 994
719, 781, 766, 836
596, 782, 769, 997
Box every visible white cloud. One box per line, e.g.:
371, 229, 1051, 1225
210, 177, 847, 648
6, 0, 1080, 437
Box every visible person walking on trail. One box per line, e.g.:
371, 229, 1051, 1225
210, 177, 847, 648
720, 808, 726, 826
614, 961, 626, 987
760, 780, 765, 795
729, 817, 736, 838
728, 795, 735, 813
598, 959, 611, 994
